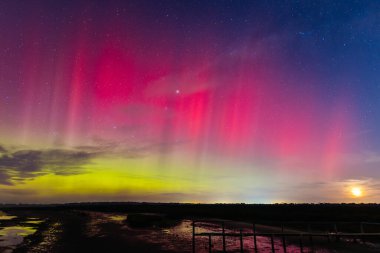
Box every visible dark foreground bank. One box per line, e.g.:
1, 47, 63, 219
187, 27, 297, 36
0, 203, 380, 253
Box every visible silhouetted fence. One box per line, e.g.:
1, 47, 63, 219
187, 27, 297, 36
192, 220, 380, 253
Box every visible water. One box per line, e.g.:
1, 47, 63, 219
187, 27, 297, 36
0, 215, 16, 221
108, 214, 127, 222
0, 212, 42, 253
0, 226, 37, 244
134, 219, 373, 252
0, 211, 377, 253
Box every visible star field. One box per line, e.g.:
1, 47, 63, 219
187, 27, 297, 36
0, 0, 379, 203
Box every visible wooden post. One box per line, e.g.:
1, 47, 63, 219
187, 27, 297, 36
253, 223, 258, 253
270, 234, 275, 253
192, 221, 195, 253
327, 225, 331, 243
208, 234, 212, 253
222, 222, 226, 253
360, 222, 365, 243
308, 223, 314, 252
240, 229, 244, 253
299, 234, 304, 253
309, 235, 314, 253
282, 234, 286, 253
334, 223, 339, 242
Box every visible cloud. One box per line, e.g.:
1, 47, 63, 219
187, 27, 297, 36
0, 145, 6, 153
284, 177, 380, 203
0, 147, 99, 185
76, 137, 186, 159
0, 136, 186, 186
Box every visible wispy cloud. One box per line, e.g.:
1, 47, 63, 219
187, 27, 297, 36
283, 177, 380, 203
0, 145, 6, 153
0, 137, 185, 185
0, 146, 99, 185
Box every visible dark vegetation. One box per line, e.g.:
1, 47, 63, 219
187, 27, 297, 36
2, 203, 380, 222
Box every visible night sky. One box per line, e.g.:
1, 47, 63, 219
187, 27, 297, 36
0, 0, 379, 203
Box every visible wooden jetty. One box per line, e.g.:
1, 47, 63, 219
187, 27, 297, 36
192, 220, 380, 253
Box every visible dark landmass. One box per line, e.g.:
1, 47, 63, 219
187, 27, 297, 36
2, 202, 380, 222
1, 203, 380, 253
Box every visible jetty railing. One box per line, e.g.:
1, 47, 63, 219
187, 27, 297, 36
192, 220, 380, 253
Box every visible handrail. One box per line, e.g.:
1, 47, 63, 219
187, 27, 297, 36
192, 220, 380, 253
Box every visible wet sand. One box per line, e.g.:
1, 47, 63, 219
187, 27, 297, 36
12, 211, 172, 253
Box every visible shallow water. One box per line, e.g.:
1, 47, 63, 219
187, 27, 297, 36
0, 210, 377, 253
23, 219, 44, 225
137, 220, 306, 252
0, 211, 43, 252
108, 214, 127, 222
0, 216, 16, 221
0, 226, 37, 239
134, 219, 378, 253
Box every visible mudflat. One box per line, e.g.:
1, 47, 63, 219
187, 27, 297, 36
0, 204, 379, 253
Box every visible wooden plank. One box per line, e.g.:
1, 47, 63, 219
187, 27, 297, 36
194, 232, 380, 237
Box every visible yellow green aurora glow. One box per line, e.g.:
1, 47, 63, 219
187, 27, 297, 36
1, 1, 380, 203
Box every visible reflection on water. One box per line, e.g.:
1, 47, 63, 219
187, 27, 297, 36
84, 212, 324, 252
0, 225, 37, 238
0, 211, 43, 252
0, 226, 37, 250
0, 210, 377, 253
135, 220, 341, 253
23, 220, 44, 225
108, 215, 127, 223
0, 215, 17, 221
